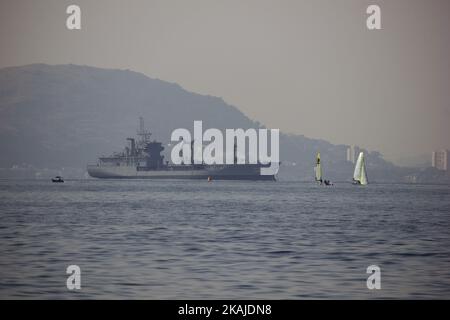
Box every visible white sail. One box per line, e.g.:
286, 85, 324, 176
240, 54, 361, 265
315, 152, 322, 181
360, 155, 368, 185
353, 152, 363, 181
353, 152, 368, 185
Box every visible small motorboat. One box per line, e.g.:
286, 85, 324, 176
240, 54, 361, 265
51, 176, 64, 183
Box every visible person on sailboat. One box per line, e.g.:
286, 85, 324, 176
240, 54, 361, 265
315, 153, 323, 184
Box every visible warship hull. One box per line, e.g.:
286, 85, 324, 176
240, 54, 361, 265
87, 164, 275, 180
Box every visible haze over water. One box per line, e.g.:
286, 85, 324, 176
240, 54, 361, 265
0, 179, 449, 299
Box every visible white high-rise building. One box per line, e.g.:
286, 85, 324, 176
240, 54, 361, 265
346, 145, 360, 164
432, 149, 449, 171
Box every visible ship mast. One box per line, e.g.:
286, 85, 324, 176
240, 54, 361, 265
137, 116, 152, 145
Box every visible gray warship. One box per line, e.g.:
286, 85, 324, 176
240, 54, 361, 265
87, 118, 275, 180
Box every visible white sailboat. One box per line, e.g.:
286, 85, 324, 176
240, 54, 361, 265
314, 152, 322, 183
353, 152, 368, 185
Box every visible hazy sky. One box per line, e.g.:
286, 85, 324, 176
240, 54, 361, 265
1, 0, 449, 163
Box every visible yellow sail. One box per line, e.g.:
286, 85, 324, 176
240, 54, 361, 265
360, 154, 368, 185
315, 152, 322, 181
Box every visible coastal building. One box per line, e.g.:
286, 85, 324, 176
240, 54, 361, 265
432, 149, 449, 171
346, 145, 360, 164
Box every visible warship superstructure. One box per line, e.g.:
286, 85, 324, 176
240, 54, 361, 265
87, 118, 275, 180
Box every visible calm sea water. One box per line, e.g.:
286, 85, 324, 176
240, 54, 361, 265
0, 179, 449, 299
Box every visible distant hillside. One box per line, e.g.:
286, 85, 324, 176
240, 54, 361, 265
0, 64, 410, 181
